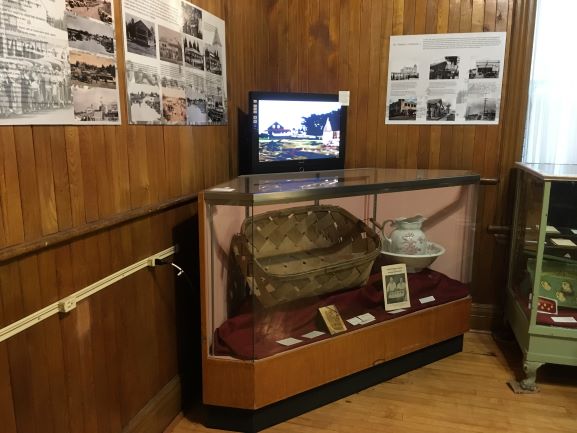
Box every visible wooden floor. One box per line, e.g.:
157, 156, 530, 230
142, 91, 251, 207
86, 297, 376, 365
168, 331, 577, 433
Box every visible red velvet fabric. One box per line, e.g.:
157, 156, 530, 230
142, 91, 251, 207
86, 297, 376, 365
516, 292, 577, 329
213, 258, 470, 360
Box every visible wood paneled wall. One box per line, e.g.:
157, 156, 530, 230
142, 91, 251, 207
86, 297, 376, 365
0, 0, 536, 432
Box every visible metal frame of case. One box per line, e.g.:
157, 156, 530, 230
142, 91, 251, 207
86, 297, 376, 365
199, 168, 479, 419
506, 162, 577, 391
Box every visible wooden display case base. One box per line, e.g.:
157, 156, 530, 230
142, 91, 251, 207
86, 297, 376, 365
201, 297, 471, 430
203, 334, 464, 433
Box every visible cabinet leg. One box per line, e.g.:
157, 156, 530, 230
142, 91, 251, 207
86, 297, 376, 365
520, 360, 544, 391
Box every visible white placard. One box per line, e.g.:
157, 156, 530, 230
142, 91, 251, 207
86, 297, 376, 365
550, 238, 577, 247
346, 317, 362, 326
301, 330, 325, 339
339, 90, 350, 106
551, 316, 577, 324
357, 313, 376, 324
277, 337, 303, 346
419, 296, 436, 304
385, 32, 507, 125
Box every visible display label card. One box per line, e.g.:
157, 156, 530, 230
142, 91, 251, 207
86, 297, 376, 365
318, 305, 348, 335
551, 316, 577, 323
546, 225, 560, 234
357, 313, 376, 324
382, 264, 411, 311
388, 308, 407, 314
346, 317, 362, 326
419, 296, 436, 304
339, 91, 350, 106
301, 330, 325, 339
209, 187, 235, 192
550, 238, 577, 247
277, 337, 303, 346
571, 229, 577, 235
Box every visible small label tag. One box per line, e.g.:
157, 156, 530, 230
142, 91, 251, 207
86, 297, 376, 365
338, 90, 350, 106
301, 330, 325, 339
388, 308, 407, 314
346, 317, 362, 326
357, 313, 376, 323
277, 337, 303, 346
209, 187, 235, 192
419, 296, 436, 304
551, 316, 577, 323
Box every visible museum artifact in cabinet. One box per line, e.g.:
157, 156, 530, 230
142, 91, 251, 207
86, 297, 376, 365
199, 168, 479, 430
506, 163, 577, 391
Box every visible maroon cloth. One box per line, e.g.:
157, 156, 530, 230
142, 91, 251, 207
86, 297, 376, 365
213, 258, 470, 359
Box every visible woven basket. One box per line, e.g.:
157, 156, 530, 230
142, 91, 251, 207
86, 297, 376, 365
229, 205, 381, 308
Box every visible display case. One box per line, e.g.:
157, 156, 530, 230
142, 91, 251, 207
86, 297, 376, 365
199, 168, 479, 430
506, 163, 577, 391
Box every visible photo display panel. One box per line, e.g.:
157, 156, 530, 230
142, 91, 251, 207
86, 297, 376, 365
121, 0, 227, 125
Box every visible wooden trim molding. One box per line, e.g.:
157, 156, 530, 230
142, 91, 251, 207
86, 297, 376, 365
0, 194, 197, 264
122, 376, 182, 433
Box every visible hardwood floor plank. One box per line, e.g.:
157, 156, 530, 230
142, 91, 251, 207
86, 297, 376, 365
167, 332, 577, 433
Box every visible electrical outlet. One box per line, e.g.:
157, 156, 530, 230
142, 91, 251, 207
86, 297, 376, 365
58, 297, 77, 313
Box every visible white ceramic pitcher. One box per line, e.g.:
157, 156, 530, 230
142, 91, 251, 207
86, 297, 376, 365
381, 215, 427, 255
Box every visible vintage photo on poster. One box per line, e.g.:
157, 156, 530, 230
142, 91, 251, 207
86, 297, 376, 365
382, 264, 411, 311
385, 32, 506, 125
66, 0, 113, 24
67, 14, 115, 56
126, 60, 161, 123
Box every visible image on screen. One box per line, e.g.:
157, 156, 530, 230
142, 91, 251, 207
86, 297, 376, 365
257, 99, 343, 162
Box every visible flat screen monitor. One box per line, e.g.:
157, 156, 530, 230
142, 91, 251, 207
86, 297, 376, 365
239, 91, 347, 175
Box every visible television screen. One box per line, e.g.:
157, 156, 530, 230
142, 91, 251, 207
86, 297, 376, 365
239, 91, 347, 174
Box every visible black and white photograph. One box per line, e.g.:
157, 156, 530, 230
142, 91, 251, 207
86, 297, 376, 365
182, 2, 203, 39
67, 14, 115, 56
162, 86, 187, 124
390, 64, 419, 80
159, 26, 183, 65
69, 51, 116, 89
465, 97, 497, 121
126, 60, 159, 87
125, 13, 156, 59
66, 0, 113, 25
126, 60, 161, 124
184, 35, 204, 70
72, 85, 119, 122
468, 60, 500, 79
382, 264, 411, 311
186, 83, 209, 124
426, 97, 455, 121
204, 26, 223, 75
388, 97, 417, 120
205, 76, 225, 123
429, 56, 459, 79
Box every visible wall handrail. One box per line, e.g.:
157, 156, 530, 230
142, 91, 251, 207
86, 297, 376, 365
0, 246, 176, 343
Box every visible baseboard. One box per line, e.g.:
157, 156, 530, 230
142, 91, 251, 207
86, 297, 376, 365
470, 302, 503, 331
123, 376, 182, 433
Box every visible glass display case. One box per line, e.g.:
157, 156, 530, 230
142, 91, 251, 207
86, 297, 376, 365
506, 162, 577, 391
199, 168, 478, 421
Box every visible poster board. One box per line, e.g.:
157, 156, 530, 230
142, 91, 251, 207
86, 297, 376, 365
121, 0, 227, 125
0, 0, 121, 125
385, 32, 507, 125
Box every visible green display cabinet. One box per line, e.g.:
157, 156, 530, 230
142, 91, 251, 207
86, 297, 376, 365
506, 162, 577, 391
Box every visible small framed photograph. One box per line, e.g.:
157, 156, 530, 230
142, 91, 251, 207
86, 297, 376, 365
382, 264, 411, 311
318, 304, 347, 335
